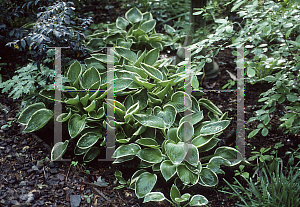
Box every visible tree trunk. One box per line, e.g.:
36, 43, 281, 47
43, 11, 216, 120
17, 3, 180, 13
176, 0, 219, 84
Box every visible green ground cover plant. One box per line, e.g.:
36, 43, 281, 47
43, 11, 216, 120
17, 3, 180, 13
15, 6, 250, 206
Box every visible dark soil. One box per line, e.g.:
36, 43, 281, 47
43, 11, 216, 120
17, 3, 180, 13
1, 1, 300, 207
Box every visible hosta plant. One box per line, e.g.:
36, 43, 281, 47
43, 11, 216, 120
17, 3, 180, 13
17, 8, 248, 205
85, 7, 171, 52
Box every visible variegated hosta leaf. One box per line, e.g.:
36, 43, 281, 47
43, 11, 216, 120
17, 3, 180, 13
112, 155, 135, 164
67, 60, 82, 88
68, 114, 86, 138
160, 160, 176, 181
143, 192, 165, 203
170, 184, 181, 203
112, 143, 141, 158
184, 144, 199, 167
51, 140, 69, 161
198, 98, 223, 116
179, 111, 203, 126
135, 138, 159, 148
189, 195, 209, 206
198, 167, 218, 187
199, 120, 230, 136
65, 94, 80, 105
192, 135, 214, 148
125, 102, 140, 123
167, 127, 181, 143
198, 138, 220, 152
23, 109, 53, 133
116, 17, 129, 30
141, 63, 164, 81
77, 132, 101, 149
207, 156, 231, 174
80, 67, 101, 89
83, 147, 100, 162
166, 142, 186, 165
84, 57, 106, 71
132, 114, 165, 129
176, 164, 198, 185
137, 148, 163, 163
168, 91, 192, 112
115, 47, 137, 62
144, 48, 159, 65
17, 102, 46, 125
135, 172, 157, 199
125, 7, 143, 24
153, 104, 176, 129
140, 19, 156, 33
88, 107, 105, 119
175, 193, 191, 203
177, 121, 194, 142
214, 147, 243, 166
56, 109, 72, 123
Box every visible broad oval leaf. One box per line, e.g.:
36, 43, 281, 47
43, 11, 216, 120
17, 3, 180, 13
137, 148, 163, 163
125, 7, 143, 24
23, 109, 53, 133
168, 91, 192, 112
166, 142, 186, 165
199, 167, 218, 187
112, 143, 141, 158
214, 146, 243, 166
177, 121, 194, 142
143, 192, 165, 203
74, 146, 88, 156
77, 132, 101, 149
80, 67, 100, 89
83, 147, 100, 162
116, 17, 129, 30
68, 114, 86, 138
17, 102, 45, 125
153, 104, 176, 129
160, 160, 176, 181
144, 48, 159, 65
184, 144, 199, 167
67, 60, 82, 87
189, 195, 208, 206
136, 138, 159, 148
198, 98, 222, 116
200, 120, 230, 136
135, 172, 157, 199
170, 184, 181, 203
133, 114, 165, 129
176, 164, 198, 185
140, 19, 156, 33
51, 140, 69, 161
56, 109, 72, 122
141, 63, 164, 81
115, 47, 137, 62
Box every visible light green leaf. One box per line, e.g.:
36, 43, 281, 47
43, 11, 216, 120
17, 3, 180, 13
135, 172, 157, 199
141, 63, 164, 81
177, 121, 194, 142
137, 148, 163, 163
68, 114, 86, 138
166, 142, 186, 165
170, 184, 181, 203
116, 17, 129, 30
115, 48, 137, 62
189, 195, 208, 206
153, 104, 176, 129
112, 143, 141, 158
177, 164, 198, 185
140, 19, 156, 33
160, 160, 176, 181
136, 138, 159, 148
77, 132, 101, 149
144, 48, 159, 65
23, 109, 53, 133
17, 102, 46, 125
125, 7, 143, 24
133, 114, 165, 129
143, 192, 165, 203
83, 147, 100, 162
51, 140, 69, 161
199, 121, 230, 136
199, 167, 218, 187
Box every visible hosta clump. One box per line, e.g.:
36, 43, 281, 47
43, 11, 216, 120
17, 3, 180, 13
17, 44, 247, 205
85, 7, 170, 52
